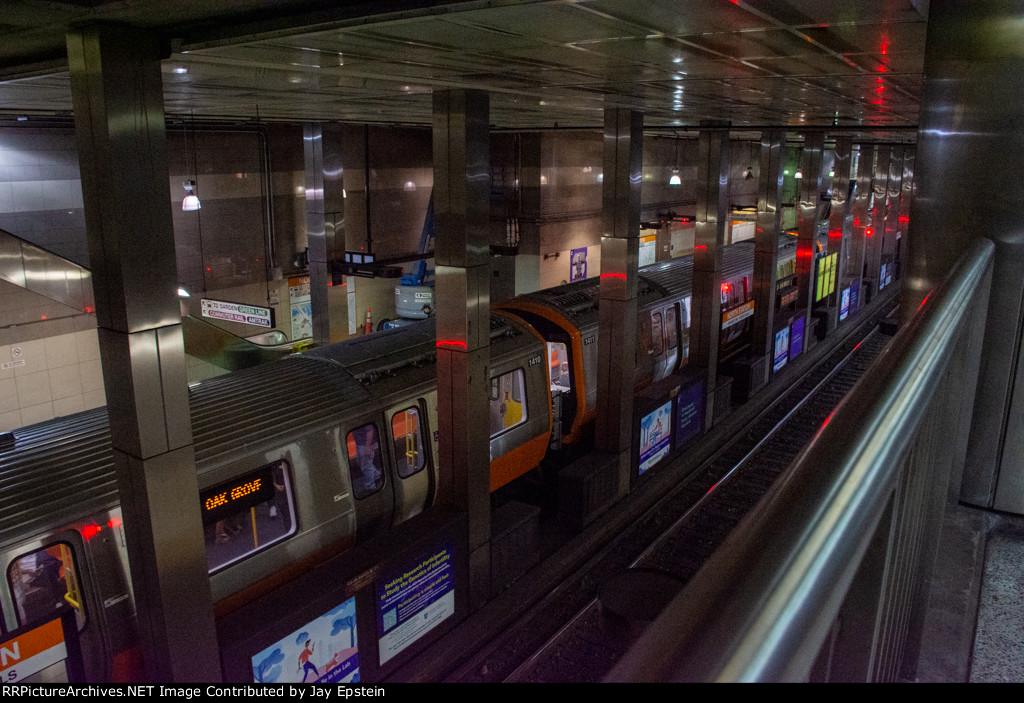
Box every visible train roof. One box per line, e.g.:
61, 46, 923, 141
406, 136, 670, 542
0, 353, 371, 546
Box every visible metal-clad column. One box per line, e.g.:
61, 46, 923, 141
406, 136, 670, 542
896, 148, 915, 279
864, 145, 890, 300
827, 137, 854, 332
66, 25, 219, 681
908, 0, 1024, 513
432, 89, 492, 607
880, 146, 905, 291
751, 129, 785, 362
595, 108, 642, 482
303, 123, 331, 345
847, 144, 874, 315
690, 127, 730, 426
794, 132, 825, 355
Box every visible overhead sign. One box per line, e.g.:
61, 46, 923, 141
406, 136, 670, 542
201, 298, 275, 329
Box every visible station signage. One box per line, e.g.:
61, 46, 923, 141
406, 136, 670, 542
201, 298, 275, 329
722, 300, 755, 329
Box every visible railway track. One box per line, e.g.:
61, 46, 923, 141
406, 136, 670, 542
448, 315, 896, 683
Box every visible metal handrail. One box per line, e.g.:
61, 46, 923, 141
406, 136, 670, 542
608, 237, 995, 682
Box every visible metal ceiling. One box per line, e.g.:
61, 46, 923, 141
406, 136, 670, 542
0, 0, 929, 135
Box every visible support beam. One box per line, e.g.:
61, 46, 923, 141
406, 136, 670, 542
751, 129, 785, 364
847, 144, 875, 316
596, 108, 642, 477
826, 137, 854, 332
432, 89, 492, 608
66, 24, 220, 682
908, 0, 1024, 513
864, 145, 889, 302
690, 127, 730, 426
794, 132, 825, 354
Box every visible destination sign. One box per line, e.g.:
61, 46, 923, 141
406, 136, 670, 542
200, 461, 281, 525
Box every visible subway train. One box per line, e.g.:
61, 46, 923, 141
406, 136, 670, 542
0, 238, 796, 682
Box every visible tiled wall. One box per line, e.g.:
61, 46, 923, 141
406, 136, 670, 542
0, 327, 105, 432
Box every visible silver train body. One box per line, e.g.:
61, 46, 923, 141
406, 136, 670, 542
0, 241, 791, 681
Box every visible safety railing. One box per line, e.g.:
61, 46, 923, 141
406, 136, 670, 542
608, 238, 995, 682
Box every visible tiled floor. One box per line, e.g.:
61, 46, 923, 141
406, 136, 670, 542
915, 505, 1024, 683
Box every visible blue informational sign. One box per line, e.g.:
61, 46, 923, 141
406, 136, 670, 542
850, 281, 860, 313
675, 382, 704, 449
639, 400, 673, 475
570, 247, 588, 282
773, 326, 790, 373
377, 541, 455, 665
790, 316, 805, 360
251, 597, 358, 684
839, 287, 851, 322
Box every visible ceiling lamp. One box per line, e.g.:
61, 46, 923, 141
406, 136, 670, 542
669, 134, 682, 185
794, 170, 804, 179
182, 180, 201, 211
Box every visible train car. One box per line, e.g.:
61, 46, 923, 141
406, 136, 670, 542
0, 239, 799, 683
0, 313, 549, 682
496, 240, 796, 451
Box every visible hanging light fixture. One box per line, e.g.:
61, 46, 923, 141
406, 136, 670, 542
182, 113, 202, 211
182, 180, 200, 211
669, 134, 681, 185
744, 141, 754, 180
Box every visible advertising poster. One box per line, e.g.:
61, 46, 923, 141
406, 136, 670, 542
773, 326, 790, 373
377, 541, 455, 665
639, 235, 657, 267
675, 382, 704, 449
839, 287, 851, 321
251, 598, 358, 684
790, 316, 805, 360
570, 247, 588, 282
289, 276, 312, 340
638, 400, 672, 475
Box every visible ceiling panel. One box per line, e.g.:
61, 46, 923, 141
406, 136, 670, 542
0, 1, 929, 137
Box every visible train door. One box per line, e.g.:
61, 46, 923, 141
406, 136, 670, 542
344, 417, 394, 541
0, 532, 106, 682
385, 399, 433, 525
665, 304, 679, 372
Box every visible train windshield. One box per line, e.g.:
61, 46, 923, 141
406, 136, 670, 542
7, 543, 85, 631
490, 369, 527, 436
201, 460, 297, 573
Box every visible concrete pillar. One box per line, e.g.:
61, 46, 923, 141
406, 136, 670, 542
516, 133, 542, 296
880, 145, 905, 292
303, 123, 331, 345
66, 24, 220, 682
690, 127, 730, 426
432, 89, 492, 608
595, 108, 642, 484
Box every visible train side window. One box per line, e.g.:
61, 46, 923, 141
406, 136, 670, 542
666, 307, 678, 350
651, 313, 664, 356
347, 424, 385, 499
391, 408, 426, 479
638, 316, 652, 359
7, 543, 86, 630
201, 460, 296, 573
490, 369, 527, 436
